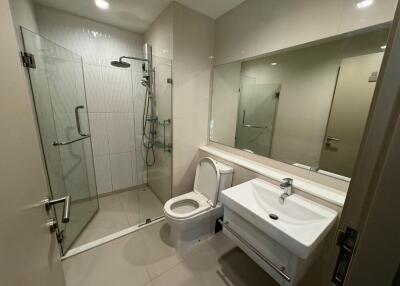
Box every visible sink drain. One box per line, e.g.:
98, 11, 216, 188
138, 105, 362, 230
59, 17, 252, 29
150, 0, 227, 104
269, 214, 279, 220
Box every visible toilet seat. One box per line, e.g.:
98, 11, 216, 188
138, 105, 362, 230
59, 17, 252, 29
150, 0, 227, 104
164, 191, 211, 219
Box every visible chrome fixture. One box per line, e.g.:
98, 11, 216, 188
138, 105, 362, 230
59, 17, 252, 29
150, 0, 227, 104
218, 219, 291, 282
279, 178, 293, 203
74, 105, 89, 136
53, 135, 90, 146
110, 43, 157, 167
325, 135, 341, 147
53, 105, 91, 146
44, 195, 71, 223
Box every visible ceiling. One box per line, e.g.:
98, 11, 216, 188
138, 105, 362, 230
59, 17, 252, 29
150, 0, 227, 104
34, 0, 245, 33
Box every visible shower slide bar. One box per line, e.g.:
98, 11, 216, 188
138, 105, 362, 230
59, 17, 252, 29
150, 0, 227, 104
218, 219, 291, 282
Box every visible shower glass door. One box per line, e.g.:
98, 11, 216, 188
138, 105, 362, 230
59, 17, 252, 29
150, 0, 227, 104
21, 28, 99, 254
147, 56, 172, 205
235, 76, 280, 157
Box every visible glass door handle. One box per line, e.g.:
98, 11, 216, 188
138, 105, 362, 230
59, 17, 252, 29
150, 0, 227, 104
44, 195, 71, 223
75, 105, 89, 136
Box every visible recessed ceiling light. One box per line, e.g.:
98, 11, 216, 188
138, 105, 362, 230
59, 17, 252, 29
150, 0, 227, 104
356, 0, 373, 9
95, 0, 109, 10
381, 45, 387, 50
271, 62, 277, 66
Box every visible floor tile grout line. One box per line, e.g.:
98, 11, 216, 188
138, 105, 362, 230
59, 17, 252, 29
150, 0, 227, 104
115, 190, 138, 227
148, 259, 184, 283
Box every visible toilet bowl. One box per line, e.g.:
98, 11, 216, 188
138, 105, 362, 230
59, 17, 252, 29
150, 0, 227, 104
163, 157, 233, 248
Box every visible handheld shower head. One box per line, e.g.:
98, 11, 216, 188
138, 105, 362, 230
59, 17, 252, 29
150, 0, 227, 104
141, 78, 150, 87
110, 60, 130, 68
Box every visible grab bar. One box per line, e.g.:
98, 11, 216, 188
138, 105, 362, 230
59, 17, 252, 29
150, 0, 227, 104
218, 219, 291, 282
53, 135, 90, 146
241, 110, 269, 129
75, 105, 89, 136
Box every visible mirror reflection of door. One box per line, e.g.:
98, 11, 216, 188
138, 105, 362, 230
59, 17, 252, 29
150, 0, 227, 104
235, 75, 280, 157
319, 52, 384, 177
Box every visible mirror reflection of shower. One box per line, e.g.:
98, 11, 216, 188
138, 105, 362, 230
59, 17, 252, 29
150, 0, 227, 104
111, 43, 156, 167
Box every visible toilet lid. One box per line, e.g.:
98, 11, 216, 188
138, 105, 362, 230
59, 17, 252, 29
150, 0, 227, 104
193, 157, 220, 207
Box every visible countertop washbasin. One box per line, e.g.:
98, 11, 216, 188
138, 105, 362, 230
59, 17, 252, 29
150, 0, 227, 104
221, 178, 338, 259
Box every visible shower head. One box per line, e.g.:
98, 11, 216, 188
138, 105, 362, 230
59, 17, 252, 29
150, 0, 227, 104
110, 60, 130, 68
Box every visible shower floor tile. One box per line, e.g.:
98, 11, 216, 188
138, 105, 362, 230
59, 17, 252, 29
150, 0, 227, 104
71, 187, 163, 248
63, 221, 278, 286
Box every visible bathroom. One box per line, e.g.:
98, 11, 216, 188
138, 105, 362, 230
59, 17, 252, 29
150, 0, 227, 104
1, 0, 400, 285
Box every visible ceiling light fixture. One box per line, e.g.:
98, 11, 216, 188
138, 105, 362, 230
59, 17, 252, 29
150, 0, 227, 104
356, 0, 373, 9
381, 45, 387, 50
271, 62, 277, 66
95, 0, 109, 10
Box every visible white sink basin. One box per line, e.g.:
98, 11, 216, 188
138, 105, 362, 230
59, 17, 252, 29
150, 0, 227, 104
221, 178, 338, 259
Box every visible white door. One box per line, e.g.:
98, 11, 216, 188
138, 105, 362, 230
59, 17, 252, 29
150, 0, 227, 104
0, 1, 66, 285
319, 53, 384, 177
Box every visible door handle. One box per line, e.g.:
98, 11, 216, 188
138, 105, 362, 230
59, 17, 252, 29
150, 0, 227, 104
44, 195, 71, 223
327, 136, 341, 142
326, 136, 341, 147
74, 105, 89, 136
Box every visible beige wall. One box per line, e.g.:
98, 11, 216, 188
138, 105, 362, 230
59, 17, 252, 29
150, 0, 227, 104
144, 2, 215, 197
214, 0, 397, 65
172, 2, 215, 196
0, 0, 65, 284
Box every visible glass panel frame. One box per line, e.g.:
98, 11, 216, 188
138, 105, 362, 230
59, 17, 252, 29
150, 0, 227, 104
21, 28, 99, 254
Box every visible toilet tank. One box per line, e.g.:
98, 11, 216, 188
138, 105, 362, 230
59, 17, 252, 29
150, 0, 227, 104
214, 161, 233, 192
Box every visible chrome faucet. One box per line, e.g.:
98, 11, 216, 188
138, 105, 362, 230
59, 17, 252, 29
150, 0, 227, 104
279, 178, 293, 203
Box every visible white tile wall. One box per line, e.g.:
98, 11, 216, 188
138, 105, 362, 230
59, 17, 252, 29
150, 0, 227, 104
35, 5, 146, 194
110, 152, 134, 190
93, 155, 112, 195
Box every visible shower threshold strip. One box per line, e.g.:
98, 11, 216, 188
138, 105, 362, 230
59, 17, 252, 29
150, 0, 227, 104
61, 216, 165, 260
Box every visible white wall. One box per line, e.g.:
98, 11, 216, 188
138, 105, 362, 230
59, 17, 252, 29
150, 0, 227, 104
214, 0, 397, 65
172, 2, 215, 196
35, 5, 147, 195
144, 5, 173, 60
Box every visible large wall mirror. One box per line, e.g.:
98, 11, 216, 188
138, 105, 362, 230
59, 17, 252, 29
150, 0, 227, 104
210, 26, 389, 179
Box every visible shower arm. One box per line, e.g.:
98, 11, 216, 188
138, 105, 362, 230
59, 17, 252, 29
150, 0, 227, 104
119, 56, 149, 63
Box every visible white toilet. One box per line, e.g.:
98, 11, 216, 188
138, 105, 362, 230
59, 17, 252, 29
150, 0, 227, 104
163, 157, 233, 248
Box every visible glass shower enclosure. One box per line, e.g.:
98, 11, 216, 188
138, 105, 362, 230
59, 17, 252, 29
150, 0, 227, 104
235, 75, 280, 157
21, 28, 98, 254
147, 56, 173, 205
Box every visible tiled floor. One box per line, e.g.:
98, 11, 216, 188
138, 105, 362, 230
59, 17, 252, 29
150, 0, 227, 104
72, 187, 164, 248
63, 221, 278, 286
